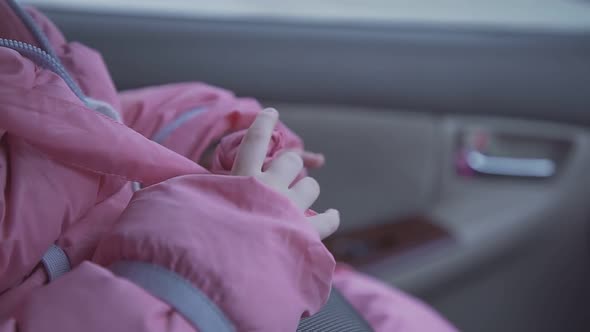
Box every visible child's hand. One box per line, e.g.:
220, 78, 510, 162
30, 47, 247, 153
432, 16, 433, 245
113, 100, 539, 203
232, 108, 340, 239
200, 135, 325, 172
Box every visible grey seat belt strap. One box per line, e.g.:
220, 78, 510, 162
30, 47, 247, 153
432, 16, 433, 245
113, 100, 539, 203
297, 287, 374, 332
39, 249, 373, 331
40, 244, 71, 282
110, 261, 236, 332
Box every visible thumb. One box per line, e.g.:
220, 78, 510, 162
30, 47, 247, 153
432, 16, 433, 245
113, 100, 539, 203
307, 209, 340, 239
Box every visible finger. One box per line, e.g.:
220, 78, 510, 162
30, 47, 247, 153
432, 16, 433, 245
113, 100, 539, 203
301, 151, 325, 169
232, 108, 278, 176
288, 177, 320, 210
264, 151, 304, 186
285, 149, 325, 169
307, 209, 340, 239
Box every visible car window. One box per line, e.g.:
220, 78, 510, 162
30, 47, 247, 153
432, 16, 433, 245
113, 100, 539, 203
26, 0, 590, 32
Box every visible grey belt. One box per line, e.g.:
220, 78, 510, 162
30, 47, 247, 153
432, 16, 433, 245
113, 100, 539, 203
40, 245, 373, 332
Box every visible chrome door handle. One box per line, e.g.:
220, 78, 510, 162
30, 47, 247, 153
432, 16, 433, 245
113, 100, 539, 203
465, 150, 556, 178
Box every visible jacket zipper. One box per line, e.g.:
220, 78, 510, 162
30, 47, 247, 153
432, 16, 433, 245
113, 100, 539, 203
7, 0, 61, 61
0, 38, 86, 102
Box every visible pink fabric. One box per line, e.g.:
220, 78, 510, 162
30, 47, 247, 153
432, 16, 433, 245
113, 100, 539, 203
119, 83, 302, 165
0, 4, 332, 330
93, 175, 333, 330
8, 262, 195, 332
0, 2, 457, 331
334, 266, 457, 332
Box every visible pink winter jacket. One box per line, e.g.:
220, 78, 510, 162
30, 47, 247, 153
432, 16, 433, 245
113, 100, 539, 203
0, 2, 457, 331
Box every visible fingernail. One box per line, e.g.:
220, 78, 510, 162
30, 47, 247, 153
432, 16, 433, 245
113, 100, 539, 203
263, 108, 278, 115
328, 209, 341, 231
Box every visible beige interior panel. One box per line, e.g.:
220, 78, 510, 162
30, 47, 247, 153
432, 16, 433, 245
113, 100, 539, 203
276, 103, 439, 230
276, 103, 590, 332
420, 116, 590, 331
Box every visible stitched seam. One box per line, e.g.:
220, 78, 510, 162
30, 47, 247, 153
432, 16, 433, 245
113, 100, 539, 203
0, 85, 187, 182
0, 83, 123, 127
1, 127, 136, 181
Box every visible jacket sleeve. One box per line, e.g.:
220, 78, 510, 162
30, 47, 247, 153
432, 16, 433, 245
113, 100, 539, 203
1, 174, 334, 332
118, 83, 303, 164
91, 174, 335, 331
1, 262, 198, 332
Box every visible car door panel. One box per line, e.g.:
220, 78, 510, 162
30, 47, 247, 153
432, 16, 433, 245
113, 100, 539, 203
281, 106, 590, 332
